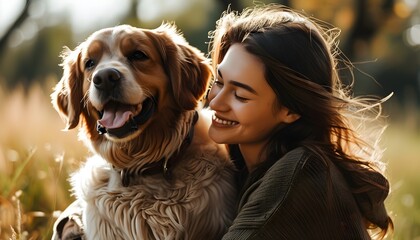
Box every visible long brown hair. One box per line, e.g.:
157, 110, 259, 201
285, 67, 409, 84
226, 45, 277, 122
209, 4, 393, 239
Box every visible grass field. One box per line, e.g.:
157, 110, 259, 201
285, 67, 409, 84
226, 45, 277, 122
0, 84, 419, 239
0, 83, 88, 239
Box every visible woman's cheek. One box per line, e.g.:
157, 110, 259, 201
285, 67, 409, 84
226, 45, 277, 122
208, 86, 219, 101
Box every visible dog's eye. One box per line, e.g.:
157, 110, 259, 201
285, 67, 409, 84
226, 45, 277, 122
128, 50, 148, 61
85, 59, 95, 70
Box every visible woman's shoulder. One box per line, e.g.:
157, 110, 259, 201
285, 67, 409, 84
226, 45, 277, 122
241, 147, 330, 207
265, 147, 319, 175
262, 146, 332, 191
255, 147, 317, 194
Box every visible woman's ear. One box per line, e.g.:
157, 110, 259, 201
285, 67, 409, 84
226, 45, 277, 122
284, 111, 301, 123
278, 106, 301, 124
51, 47, 84, 130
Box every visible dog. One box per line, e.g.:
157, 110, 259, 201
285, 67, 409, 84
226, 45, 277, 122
51, 24, 236, 239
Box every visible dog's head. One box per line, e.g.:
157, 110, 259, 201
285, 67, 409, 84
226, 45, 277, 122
52, 24, 211, 168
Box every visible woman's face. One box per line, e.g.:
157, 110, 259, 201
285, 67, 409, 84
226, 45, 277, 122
208, 44, 293, 149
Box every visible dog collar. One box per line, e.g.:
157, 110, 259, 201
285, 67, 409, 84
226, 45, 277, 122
119, 110, 199, 187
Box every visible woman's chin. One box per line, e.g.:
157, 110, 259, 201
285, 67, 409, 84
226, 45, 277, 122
208, 126, 225, 144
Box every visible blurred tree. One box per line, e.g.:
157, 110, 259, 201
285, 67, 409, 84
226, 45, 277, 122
215, 0, 242, 11
121, 0, 142, 27
0, 24, 73, 89
341, 0, 395, 59
0, 0, 32, 57
0, 0, 417, 107
215, 0, 291, 12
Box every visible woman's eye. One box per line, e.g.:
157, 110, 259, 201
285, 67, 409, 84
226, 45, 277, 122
213, 80, 223, 87
85, 59, 95, 69
235, 93, 249, 102
128, 50, 148, 61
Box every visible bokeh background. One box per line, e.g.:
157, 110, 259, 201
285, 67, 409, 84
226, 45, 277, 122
0, 0, 419, 239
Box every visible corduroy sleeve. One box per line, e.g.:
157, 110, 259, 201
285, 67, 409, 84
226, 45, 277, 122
221, 148, 308, 240
222, 147, 370, 240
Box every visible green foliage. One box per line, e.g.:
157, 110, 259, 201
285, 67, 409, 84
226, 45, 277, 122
382, 124, 420, 239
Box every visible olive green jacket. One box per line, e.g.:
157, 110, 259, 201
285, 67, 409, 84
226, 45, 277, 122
222, 147, 389, 240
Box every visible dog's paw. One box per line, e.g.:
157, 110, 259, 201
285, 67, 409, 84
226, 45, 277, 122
60, 218, 85, 240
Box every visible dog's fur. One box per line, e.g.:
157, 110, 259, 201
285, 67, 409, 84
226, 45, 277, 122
51, 24, 236, 239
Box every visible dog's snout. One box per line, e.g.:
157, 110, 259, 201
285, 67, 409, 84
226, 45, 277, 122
93, 68, 121, 91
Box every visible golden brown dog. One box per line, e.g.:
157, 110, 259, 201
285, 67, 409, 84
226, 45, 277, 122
51, 24, 236, 239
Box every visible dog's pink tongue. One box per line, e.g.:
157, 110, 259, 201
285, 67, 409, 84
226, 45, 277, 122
98, 103, 139, 129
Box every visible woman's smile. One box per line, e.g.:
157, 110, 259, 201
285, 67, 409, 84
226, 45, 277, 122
212, 114, 239, 126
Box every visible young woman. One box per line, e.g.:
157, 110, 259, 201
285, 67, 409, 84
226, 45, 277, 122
207, 4, 393, 239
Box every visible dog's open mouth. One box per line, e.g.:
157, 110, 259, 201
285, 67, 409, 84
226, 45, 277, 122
96, 98, 156, 139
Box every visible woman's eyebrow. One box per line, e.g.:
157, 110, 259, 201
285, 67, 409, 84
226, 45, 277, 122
217, 69, 258, 95
231, 81, 258, 95
217, 69, 224, 79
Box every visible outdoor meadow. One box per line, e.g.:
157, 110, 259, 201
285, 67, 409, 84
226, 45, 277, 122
0, 83, 89, 239
1, 0, 420, 239
0, 84, 419, 239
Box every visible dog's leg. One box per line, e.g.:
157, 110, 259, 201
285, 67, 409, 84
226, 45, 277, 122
52, 200, 85, 240
60, 218, 85, 240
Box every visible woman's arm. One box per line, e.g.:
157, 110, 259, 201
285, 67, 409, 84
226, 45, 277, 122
222, 148, 308, 240
222, 147, 369, 240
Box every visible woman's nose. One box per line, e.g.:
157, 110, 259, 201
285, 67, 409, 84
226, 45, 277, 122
208, 88, 229, 112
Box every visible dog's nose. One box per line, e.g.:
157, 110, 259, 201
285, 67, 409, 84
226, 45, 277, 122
93, 68, 121, 91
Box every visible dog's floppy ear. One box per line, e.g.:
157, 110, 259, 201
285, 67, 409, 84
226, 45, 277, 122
156, 24, 212, 110
51, 47, 84, 130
